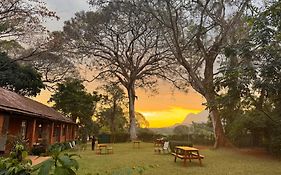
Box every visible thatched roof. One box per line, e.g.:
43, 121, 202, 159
0, 87, 75, 124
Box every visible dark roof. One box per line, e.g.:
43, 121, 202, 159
0, 87, 75, 124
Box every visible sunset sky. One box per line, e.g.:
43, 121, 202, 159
36, 0, 206, 128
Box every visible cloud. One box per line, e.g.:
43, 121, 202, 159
44, 0, 90, 31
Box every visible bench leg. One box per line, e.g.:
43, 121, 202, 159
174, 156, 177, 162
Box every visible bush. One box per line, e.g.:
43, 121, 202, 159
111, 133, 130, 143
169, 140, 193, 153
98, 134, 111, 143
167, 134, 214, 146
31, 145, 47, 156
266, 128, 281, 157
137, 128, 165, 142
34, 145, 80, 175
0, 143, 32, 175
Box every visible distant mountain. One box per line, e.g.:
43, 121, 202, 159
182, 110, 209, 125
149, 110, 209, 135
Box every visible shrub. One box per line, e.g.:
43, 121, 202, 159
169, 141, 193, 153
98, 134, 111, 143
34, 145, 80, 175
137, 128, 164, 142
0, 143, 32, 175
266, 127, 281, 157
31, 145, 47, 156
167, 134, 214, 146
111, 133, 130, 143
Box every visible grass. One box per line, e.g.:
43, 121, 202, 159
73, 142, 281, 175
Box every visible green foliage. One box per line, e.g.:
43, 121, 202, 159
30, 146, 47, 156
215, 0, 281, 154
137, 128, 161, 142
134, 113, 149, 129
168, 141, 193, 153
50, 78, 101, 121
110, 133, 130, 143
0, 52, 44, 96
173, 125, 189, 135
0, 143, 32, 175
34, 145, 80, 175
50, 78, 101, 142
97, 84, 128, 134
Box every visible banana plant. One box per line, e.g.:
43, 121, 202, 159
34, 145, 80, 175
0, 144, 32, 175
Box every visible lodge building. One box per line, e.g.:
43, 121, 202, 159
0, 87, 77, 152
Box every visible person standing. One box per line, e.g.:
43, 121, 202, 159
92, 136, 96, 150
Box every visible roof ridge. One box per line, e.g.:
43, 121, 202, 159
0, 87, 74, 124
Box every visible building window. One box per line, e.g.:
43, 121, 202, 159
20, 121, 27, 139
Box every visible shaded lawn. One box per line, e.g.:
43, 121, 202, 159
74, 142, 281, 175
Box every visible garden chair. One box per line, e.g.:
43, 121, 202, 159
69, 142, 73, 149
162, 141, 170, 153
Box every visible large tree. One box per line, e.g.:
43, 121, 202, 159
0, 1, 76, 89
216, 1, 281, 151
49, 78, 101, 142
63, 1, 171, 140
0, 52, 44, 96
0, 0, 57, 58
97, 84, 128, 134
143, 0, 254, 148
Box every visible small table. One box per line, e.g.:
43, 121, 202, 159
96, 144, 108, 154
132, 140, 141, 148
173, 146, 204, 166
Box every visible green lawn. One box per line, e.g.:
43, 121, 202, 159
74, 142, 281, 175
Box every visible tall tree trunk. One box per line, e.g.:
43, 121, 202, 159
111, 100, 116, 142
209, 105, 230, 148
204, 57, 232, 148
127, 85, 137, 140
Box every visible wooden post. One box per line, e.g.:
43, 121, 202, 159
70, 125, 73, 140
59, 124, 63, 142
49, 122, 54, 145
29, 119, 36, 148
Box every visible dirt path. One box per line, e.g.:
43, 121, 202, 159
28, 156, 50, 166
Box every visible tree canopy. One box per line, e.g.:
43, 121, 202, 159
0, 52, 44, 96
63, 0, 171, 140
49, 78, 101, 142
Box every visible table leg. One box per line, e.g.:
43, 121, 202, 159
183, 151, 187, 166
197, 151, 202, 166
174, 149, 177, 162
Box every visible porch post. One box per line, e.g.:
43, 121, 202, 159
29, 119, 36, 148
66, 125, 68, 141
49, 122, 54, 145
60, 123, 63, 142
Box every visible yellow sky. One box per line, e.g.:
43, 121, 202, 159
135, 81, 205, 127
35, 80, 205, 128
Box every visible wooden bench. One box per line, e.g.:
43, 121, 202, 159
172, 146, 204, 166
172, 153, 204, 160
106, 146, 113, 154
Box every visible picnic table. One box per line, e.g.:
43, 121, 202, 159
96, 144, 113, 154
172, 146, 204, 166
132, 140, 141, 148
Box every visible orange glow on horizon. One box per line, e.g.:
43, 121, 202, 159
34, 80, 205, 128
140, 107, 202, 128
